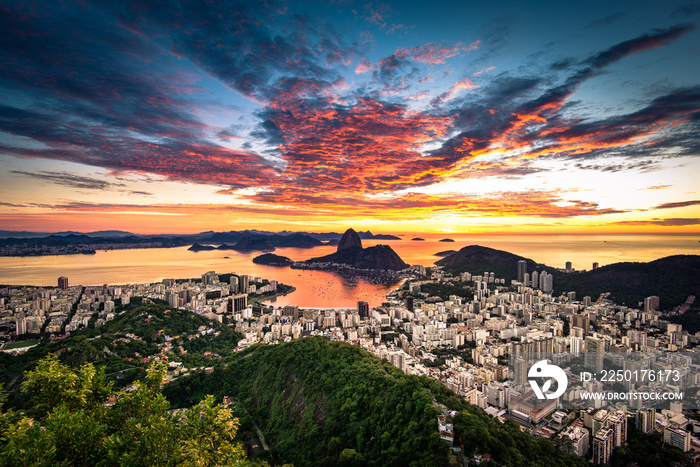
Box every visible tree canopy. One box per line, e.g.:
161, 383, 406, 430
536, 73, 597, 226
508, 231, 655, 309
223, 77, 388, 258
0, 355, 250, 466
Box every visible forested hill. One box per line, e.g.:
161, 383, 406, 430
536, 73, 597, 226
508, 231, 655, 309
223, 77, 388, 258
436, 245, 537, 279
554, 254, 700, 309
0, 299, 241, 405
164, 337, 448, 466
436, 245, 699, 309
163, 337, 587, 467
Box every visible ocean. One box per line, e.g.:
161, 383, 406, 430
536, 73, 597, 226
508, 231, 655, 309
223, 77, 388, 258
1, 233, 697, 308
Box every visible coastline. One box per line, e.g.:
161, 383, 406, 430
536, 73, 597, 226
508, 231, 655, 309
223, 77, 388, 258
0, 243, 183, 257
252, 286, 297, 304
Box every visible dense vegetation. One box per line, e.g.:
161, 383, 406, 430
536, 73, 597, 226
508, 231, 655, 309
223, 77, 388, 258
437, 245, 700, 309
609, 424, 687, 466
554, 255, 700, 309
419, 378, 588, 467
0, 356, 250, 466
1, 295, 684, 466
164, 337, 449, 466
418, 282, 474, 300
667, 307, 700, 333
0, 299, 242, 408
164, 337, 588, 467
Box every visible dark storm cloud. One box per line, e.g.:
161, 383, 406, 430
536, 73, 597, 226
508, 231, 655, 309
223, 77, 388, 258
573, 160, 661, 173
127, 191, 154, 196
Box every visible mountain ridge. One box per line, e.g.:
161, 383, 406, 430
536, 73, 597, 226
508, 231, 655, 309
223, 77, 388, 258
436, 245, 700, 309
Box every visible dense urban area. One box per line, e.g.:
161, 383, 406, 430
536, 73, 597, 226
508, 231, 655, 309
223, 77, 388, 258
2, 254, 699, 465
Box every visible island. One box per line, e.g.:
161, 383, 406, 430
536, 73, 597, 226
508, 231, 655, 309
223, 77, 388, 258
368, 233, 401, 240
439, 238, 455, 242
294, 228, 408, 282
188, 243, 216, 252
252, 253, 293, 266
411, 237, 425, 241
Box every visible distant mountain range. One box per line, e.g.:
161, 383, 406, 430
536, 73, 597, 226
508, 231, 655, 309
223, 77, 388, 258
0, 229, 400, 256
0, 229, 400, 240
0, 230, 136, 239
436, 245, 700, 310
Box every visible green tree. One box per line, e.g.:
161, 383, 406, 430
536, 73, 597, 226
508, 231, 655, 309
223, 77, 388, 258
21, 353, 113, 419
339, 447, 364, 466
0, 356, 250, 466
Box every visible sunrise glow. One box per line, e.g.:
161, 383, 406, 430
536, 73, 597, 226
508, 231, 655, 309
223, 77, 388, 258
0, 1, 699, 235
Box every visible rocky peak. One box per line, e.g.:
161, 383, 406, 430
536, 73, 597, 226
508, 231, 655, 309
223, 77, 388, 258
337, 228, 362, 252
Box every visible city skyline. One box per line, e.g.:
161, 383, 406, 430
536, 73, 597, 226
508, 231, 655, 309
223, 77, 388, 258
1, 0, 699, 234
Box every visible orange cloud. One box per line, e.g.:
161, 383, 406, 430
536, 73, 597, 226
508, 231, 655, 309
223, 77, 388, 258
355, 61, 373, 74
394, 41, 478, 64
473, 66, 495, 76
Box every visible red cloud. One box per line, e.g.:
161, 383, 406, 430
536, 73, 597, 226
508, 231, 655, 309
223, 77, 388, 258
33, 190, 626, 222
395, 41, 478, 64
355, 61, 373, 74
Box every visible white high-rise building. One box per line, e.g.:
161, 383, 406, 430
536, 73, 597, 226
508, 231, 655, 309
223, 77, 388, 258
541, 272, 553, 293
635, 408, 656, 434
560, 426, 589, 457
593, 428, 613, 464
570, 336, 584, 356
15, 312, 26, 335
664, 426, 691, 452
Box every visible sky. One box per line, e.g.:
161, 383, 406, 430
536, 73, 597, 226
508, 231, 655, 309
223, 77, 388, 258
0, 0, 699, 235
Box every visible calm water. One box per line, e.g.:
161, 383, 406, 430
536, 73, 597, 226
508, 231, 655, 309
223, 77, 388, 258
1, 234, 697, 307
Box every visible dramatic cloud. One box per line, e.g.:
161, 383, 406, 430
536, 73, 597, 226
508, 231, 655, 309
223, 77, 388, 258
0, 1, 698, 230
37, 190, 625, 221
419, 44, 698, 191
431, 78, 479, 105
394, 41, 479, 64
